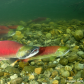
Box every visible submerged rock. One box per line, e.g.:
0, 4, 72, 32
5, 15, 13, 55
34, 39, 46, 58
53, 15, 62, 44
59, 58, 68, 66
68, 54, 78, 63
61, 70, 70, 77
81, 69, 84, 79
46, 33, 51, 39
10, 77, 23, 84
5, 66, 20, 74
74, 30, 83, 40
74, 62, 84, 70
23, 66, 35, 73
0, 71, 4, 77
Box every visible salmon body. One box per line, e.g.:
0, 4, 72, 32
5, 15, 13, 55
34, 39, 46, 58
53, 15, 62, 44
0, 41, 23, 58
22, 46, 70, 62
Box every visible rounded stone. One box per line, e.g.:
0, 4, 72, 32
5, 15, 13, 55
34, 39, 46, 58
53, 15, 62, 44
81, 54, 84, 59
66, 29, 71, 34
74, 63, 84, 70
81, 69, 84, 79
61, 70, 70, 77
59, 58, 68, 66
46, 33, 51, 39
10, 77, 23, 84
0, 72, 4, 77
74, 30, 83, 40
77, 51, 84, 56
68, 55, 78, 63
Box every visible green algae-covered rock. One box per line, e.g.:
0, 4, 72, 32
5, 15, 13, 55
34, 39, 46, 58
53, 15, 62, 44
81, 69, 84, 79
74, 62, 84, 70
5, 66, 20, 74
46, 33, 51, 39
68, 55, 78, 63
74, 30, 83, 40
23, 66, 35, 73
59, 58, 68, 66
10, 77, 23, 84
77, 51, 84, 56
47, 63, 57, 68
0, 71, 4, 77
42, 58, 50, 62
61, 70, 70, 77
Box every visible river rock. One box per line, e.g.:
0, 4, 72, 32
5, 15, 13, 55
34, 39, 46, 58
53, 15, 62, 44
61, 70, 70, 77
68, 54, 78, 63
10, 77, 23, 84
59, 58, 68, 66
46, 33, 51, 39
74, 30, 83, 40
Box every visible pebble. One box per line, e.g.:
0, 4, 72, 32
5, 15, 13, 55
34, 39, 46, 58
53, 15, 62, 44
29, 80, 39, 84
59, 58, 68, 66
74, 30, 83, 40
66, 28, 71, 34
46, 33, 51, 39
52, 80, 59, 84
0, 71, 4, 77
35, 67, 42, 74
68, 55, 78, 62
65, 65, 72, 71
61, 70, 70, 77
10, 77, 23, 84
5, 66, 20, 74
74, 62, 84, 70
29, 74, 35, 80
77, 51, 84, 56
1, 63, 9, 69
81, 69, 84, 79
10, 74, 18, 80
51, 70, 58, 77
23, 66, 35, 73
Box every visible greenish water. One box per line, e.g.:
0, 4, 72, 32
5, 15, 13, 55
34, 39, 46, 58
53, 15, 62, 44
0, 0, 84, 23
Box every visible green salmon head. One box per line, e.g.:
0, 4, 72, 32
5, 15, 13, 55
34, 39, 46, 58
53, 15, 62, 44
55, 46, 70, 57
16, 46, 39, 59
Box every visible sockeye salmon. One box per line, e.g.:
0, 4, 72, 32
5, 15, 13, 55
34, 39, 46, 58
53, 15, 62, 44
0, 41, 70, 63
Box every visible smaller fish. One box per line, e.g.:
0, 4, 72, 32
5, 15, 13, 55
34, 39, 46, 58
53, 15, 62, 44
32, 17, 47, 23
0, 26, 9, 35
0, 25, 17, 38
7, 25, 18, 29
22, 46, 70, 62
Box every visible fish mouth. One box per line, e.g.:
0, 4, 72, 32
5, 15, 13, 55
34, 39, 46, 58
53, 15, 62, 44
17, 46, 40, 59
